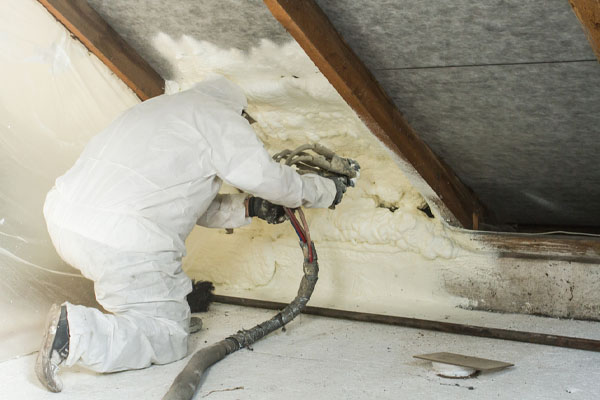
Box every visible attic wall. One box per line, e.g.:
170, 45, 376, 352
444, 255, 600, 317
0, 0, 139, 361
150, 34, 600, 322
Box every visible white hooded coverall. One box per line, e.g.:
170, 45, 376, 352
43, 76, 336, 373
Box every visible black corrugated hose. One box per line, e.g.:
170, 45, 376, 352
162, 208, 317, 400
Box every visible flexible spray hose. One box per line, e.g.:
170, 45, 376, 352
162, 145, 358, 400
162, 208, 316, 400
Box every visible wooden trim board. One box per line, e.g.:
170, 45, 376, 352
470, 231, 600, 263
38, 0, 164, 100
263, 0, 484, 228
214, 295, 600, 351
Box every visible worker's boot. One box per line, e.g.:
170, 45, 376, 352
35, 304, 69, 392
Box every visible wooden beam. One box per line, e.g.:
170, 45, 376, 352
214, 295, 600, 351
264, 0, 484, 228
471, 231, 600, 263
38, 0, 164, 100
569, 0, 600, 61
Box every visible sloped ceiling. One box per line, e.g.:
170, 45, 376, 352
314, 0, 600, 229
88, 0, 600, 230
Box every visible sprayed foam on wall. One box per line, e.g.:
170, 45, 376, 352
152, 34, 600, 322
152, 34, 475, 314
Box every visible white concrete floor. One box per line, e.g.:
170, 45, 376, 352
1, 303, 599, 399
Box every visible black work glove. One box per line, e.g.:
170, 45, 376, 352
248, 197, 286, 224
329, 157, 360, 208
329, 176, 351, 209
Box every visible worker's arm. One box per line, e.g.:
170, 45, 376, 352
196, 193, 251, 229
205, 111, 336, 209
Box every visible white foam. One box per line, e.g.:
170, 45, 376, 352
152, 34, 476, 312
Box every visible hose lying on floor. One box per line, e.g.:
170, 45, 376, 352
162, 145, 358, 400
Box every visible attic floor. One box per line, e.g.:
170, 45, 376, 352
1, 303, 599, 399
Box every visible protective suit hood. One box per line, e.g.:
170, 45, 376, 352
190, 76, 248, 114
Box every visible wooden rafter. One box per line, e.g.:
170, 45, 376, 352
38, 0, 164, 100
569, 0, 600, 61
264, 0, 484, 229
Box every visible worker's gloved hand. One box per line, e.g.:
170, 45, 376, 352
247, 197, 286, 224
329, 157, 360, 208
329, 176, 351, 209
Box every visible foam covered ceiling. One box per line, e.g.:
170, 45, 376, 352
88, 0, 600, 230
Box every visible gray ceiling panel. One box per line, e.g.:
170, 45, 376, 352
377, 62, 600, 225
316, 0, 600, 228
316, 0, 596, 69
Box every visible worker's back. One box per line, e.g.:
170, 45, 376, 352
44, 78, 249, 253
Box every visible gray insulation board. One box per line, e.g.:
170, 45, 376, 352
317, 0, 600, 227
379, 63, 600, 226
316, 0, 596, 68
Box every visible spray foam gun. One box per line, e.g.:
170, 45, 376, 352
162, 144, 359, 400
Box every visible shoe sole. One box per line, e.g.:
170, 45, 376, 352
35, 304, 63, 393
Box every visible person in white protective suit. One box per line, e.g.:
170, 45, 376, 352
36, 76, 351, 392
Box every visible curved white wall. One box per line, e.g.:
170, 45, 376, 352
0, 0, 139, 361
